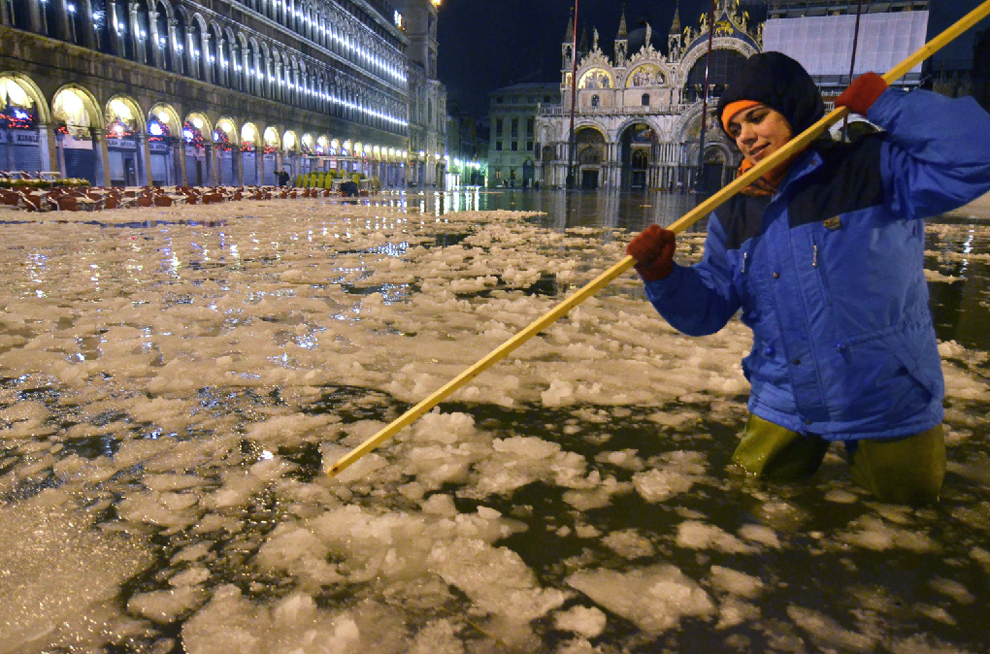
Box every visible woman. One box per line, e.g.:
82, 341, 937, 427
626, 52, 990, 504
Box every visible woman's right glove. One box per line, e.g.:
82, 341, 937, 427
835, 72, 888, 117
626, 224, 676, 282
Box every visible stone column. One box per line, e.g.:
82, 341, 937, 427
215, 35, 226, 88
128, 2, 142, 63
205, 143, 217, 187
174, 138, 187, 187
52, 0, 71, 41
27, 0, 44, 32
148, 10, 161, 68
232, 146, 242, 186
201, 31, 213, 85
77, 0, 96, 49
136, 131, 152, 186
169, 19, 182, 75
93, 129, 111, 187
40, 123, 59, 175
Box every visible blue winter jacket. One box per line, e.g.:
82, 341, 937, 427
644, 89, 990, 440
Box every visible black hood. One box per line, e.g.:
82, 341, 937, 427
717, 52, 825, 138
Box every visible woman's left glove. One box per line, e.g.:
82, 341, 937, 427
836, 72, 888, 116
626, 225, 676, 282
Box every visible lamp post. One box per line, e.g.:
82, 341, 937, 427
696, 0, 716, 196
566, 0, 579, 189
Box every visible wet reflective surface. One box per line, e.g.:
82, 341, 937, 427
0, 191, 987, 654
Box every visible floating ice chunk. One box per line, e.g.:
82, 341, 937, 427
411, 410, 476, 444
181, 586, 376, 654
170, 567, 211, 586
421, 493, 458, 517
0, 399, 51, 439
567, 564, 714, 634
541, 380, 574, 407
244, 413, 335, 448
632, 451, 707, 502
601, 529, 656, 559
823, 488, 860, 504
787, 605, 877, 652
837, 515, 937, 552
675, 521, 759, 554
256, 523, 342, 589
553, 605, 607, 639
127, 585, 207, 624
408, 619, 465, 654
428, 538, 568, 637
708, 565, 764, 599
737, 524, 782, 549
928, 577, 975, 604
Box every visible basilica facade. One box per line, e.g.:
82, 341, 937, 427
536, 0, 763, 191
0, 0, 446, 188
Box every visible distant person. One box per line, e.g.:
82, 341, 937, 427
277, 169, 290, 187
625, 52, 990, 504
339, 180, 359, 197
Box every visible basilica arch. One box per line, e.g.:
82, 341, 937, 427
575, 126, 606, 190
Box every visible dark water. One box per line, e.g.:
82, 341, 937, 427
417, 187, 990, 353
1, 189, 988, 654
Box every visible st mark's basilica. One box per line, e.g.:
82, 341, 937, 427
538, 0, 767, 192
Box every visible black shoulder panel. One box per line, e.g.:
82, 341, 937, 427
787, 135, 886, 229
717, 193, 771, 250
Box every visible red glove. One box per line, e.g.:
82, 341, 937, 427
836, 72, 888, 116
626, 225, 676, 282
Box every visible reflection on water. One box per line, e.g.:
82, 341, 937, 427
401, 188, 702, 232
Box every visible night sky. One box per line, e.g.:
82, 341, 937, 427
437, 0, 990, 118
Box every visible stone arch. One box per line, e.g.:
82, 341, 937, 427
146, 102, 182, 185
264, 126, 281, 151
183, 111, 212, 141
578, 67, 614, 90
52, 84, 101, 133
282, 129, 299, 154
105, 95, 146, 135
52, 85, 104, 184
678, 40, 757, 96
0, 73, 51, 123
148, 103, 180, 138
186, 12, 211, 81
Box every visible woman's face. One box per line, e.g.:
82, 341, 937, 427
726, 104, 794, 165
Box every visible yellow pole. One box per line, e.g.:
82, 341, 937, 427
328, 1, 990, 477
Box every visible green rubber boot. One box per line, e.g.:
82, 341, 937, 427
848, 425, 945, 505
732, 414, 830, 481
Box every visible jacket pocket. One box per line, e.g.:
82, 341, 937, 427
810, 234, 834, 310
828, 331, 934, 426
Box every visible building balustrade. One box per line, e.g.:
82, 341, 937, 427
538, 104, 694, 118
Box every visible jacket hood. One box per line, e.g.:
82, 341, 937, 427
717, 52, 825, 138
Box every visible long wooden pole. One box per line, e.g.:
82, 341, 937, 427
328, 0, 990, 477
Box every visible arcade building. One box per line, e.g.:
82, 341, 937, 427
0, 0, 447, 188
